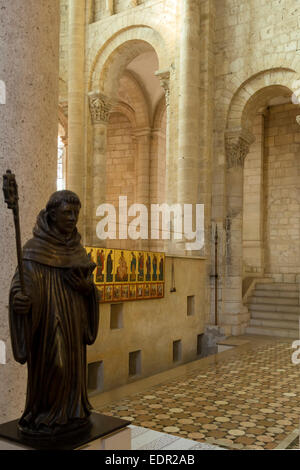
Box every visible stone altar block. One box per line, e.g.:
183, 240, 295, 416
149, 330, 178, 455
0, 412, 131, 450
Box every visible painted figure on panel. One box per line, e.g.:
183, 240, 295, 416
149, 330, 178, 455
146, 254, 151, 281
152, 254, 157, 281
105, 285, 113, 301
130, 252, 137, 281
159, 256, 164, 281
95, 249, 105, 283
87, 248, 95, 263
129, 285, 136, 299
121, 285, 129, 299
151, 284, 157, 297
113, 285, 120, 300
144, 284, 150, 297
98, 286, 104, 302
138, 252, 144, 282
137, 284, 143, 298
157, 284, 163, 297
9, 190, 99, 436
115, 251, 128, 282
106, 250, 113, 282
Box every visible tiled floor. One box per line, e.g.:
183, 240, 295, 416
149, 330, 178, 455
92, 336, 300, 450
129, 425, 223, 450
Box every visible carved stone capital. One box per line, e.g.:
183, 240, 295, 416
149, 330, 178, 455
155, 69, 170, 107
59, 101, 68, 117
296, 115, 300, 126
225, 128, 255, 169
61, 135, 68, 147
89, 92, 112, 124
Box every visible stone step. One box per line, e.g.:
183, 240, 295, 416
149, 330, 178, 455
254, 289, 299, 299
251, 310, 300, 322
246, 281, 300, 339
248, 303, 300, 314
245, 325, 299, 339
249, 296, 299, 305
249, 318, 299, 330
255, 283, 299, 292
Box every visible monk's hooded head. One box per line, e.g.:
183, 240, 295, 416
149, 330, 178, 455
46, 190, 81, 236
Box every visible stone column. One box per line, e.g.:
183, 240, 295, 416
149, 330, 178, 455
0, 0, 60, 423
177, 0, 201, 252
149, 127, 166, 252
154, 70, 170, 251
224, 128, 254, 335
61, 135, 68, 189
89, 92, 112, 245
105, 0, 114, 16
243, 112, 265, 275
135, 127, 151, 250
155, 69, 170, 194
68, 0, 85, 205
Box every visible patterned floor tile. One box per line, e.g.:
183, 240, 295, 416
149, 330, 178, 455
96, 338, 300, 450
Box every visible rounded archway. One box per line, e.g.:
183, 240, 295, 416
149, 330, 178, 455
88, 34, 167, 248
222, 68, 300, 335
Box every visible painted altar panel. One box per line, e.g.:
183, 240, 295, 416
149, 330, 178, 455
85, 247, 165, 303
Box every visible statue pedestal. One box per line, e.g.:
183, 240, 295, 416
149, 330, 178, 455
0, 412, 131, 450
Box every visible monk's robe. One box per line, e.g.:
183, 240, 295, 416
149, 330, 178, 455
9, 209, 99, 435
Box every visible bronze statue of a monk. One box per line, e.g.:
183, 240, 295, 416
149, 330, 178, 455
9, 190, 99, 436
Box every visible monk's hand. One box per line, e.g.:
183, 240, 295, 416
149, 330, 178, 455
13, 293, 32, 315
64, 269, 93, 296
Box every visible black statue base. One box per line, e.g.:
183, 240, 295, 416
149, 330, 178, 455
0, 412, 130, 450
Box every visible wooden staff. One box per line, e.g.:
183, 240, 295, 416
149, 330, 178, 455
214, 225, 218, 325
3, 169, 26, 295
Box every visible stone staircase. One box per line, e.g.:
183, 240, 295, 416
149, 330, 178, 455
245, 282, 300, 339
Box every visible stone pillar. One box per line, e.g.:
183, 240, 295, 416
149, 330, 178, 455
243, 112, 265, 275
155, 70, 170, 251
89, 92, 112, 245
61, 136, 68, 189
0, 0, 60, 423
135, 127, 151, 250
105, 0, 114, 16
149, 127, 166, 252
155, 70, 170, 193
177, 0, 201, 252
68, 0, 85, 205
224, 128, 254, 335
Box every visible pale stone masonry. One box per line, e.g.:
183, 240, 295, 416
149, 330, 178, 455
264, 104, 300, 280
1, 0, 300, 417
54, 0, 300, 387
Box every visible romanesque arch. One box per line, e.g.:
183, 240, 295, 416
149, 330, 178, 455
222, 67, 300, 335
87, 26, 168, 248
88, 26, 169, 95
226, 68, 300, 130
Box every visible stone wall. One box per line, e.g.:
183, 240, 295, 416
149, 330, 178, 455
106, 112, 137, 250
213, 0, 300, 333
264, 103, 300, 280
59, 0, 300, 340
94, 0, 149, 21
87, 256, 206, 392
